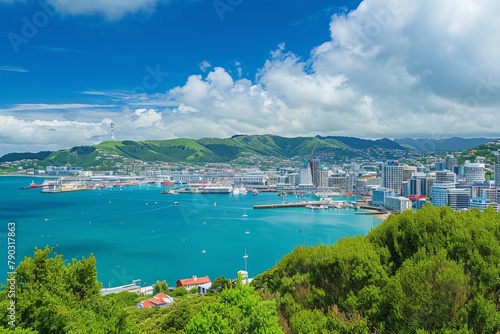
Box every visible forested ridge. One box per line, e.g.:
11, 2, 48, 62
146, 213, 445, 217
1, 205, 499, 333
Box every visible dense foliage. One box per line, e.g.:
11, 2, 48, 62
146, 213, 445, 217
2, 206, 499, 333
253, 205, 500, 333
0, 151, 52, 163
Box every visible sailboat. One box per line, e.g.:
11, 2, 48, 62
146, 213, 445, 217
243, 249, 249, 272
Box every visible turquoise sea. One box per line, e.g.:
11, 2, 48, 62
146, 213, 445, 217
0, 176, 382, 288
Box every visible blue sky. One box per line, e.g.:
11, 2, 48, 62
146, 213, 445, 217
1, 0, 499, 154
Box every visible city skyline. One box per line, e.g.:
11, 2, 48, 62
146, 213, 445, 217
1, 0, 500, 155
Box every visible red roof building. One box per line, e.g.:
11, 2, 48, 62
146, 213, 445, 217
137, 293, 174, 309
176, 275, 211, 289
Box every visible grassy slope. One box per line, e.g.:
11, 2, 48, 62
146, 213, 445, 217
40, 135, 400, 166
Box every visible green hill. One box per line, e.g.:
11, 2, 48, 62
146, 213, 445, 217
2, 135, 408, 167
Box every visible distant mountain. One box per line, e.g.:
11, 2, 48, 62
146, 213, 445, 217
319, 136, 407, 150
0, 135, 410, 167
394, 137, 496, 151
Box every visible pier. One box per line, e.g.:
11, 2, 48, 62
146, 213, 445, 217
253, 202, 310, 209
253, 200, 353, 210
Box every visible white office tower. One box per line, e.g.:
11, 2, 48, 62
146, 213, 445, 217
381, 161, 404, 195
464, 163, 485, 184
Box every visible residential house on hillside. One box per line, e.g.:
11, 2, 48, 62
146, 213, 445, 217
176, 275, 211, 290
136, 292, 174, 309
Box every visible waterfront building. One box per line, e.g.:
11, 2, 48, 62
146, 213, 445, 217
287, 173, 299, 187
233, 174, 267, 189
299, 168, 313, 187
176, 275, 211, 290
309, 158, 320, 187
385, 196, 412, 212
381, 160, 404, 195
355, 177, 379, 195
372, 187, 395, 207
431, 182, 455, 207
318, 168, 329, 188
46, 166, 84, 176
464, 163, 485, 184
328, 174, 348, 191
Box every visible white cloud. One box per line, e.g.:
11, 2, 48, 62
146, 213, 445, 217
47, 0, 161, 20
0, 65, 28, 73
2, 0, 500, 155
199, 60, 212, 72
161, 0, 500, 139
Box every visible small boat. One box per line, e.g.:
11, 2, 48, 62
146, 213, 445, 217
242, 209, 248, 218
201, 249, 206, 254
245, 231, 250, 234
213, 202, 217, 207
298, 228, 302, 232
173, 201, 178, 206
252, 189, 259, 196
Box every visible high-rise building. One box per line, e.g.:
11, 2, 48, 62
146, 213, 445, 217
381, 160, 404, 194
464, 163, 485, 184
299, 168, 313, 186
445, 155, 458, 172
328, 174, 348, 191
435, 171, 456, 184
309, 158, 320, 187
409, 174, 428, 196
431, 182, 455, 207
434, 161, 446, 171
372, 187, 395, 206
495, 155, 500, 203
402, 166, 416, 181
318, 169, 329, 188
447, 188, 470, 210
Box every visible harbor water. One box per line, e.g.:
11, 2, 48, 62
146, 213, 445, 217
0, 176, 382, 288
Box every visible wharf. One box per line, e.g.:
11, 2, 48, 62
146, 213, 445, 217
354, 211, 388, 215
253, 201, 336, 209
253, 202, 308, 209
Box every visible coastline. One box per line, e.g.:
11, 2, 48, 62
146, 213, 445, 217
364, 209, 390, 221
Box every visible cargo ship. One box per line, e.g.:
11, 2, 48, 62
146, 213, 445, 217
29, 180, 56, 189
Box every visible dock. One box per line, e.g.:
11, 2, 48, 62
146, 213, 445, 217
253, 201, 351, 210
253, 202, 310, 209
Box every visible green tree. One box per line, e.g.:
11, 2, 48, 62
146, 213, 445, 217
384, 250, 469, 332
208, 275, 232, 294
153, 280, 169, 295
